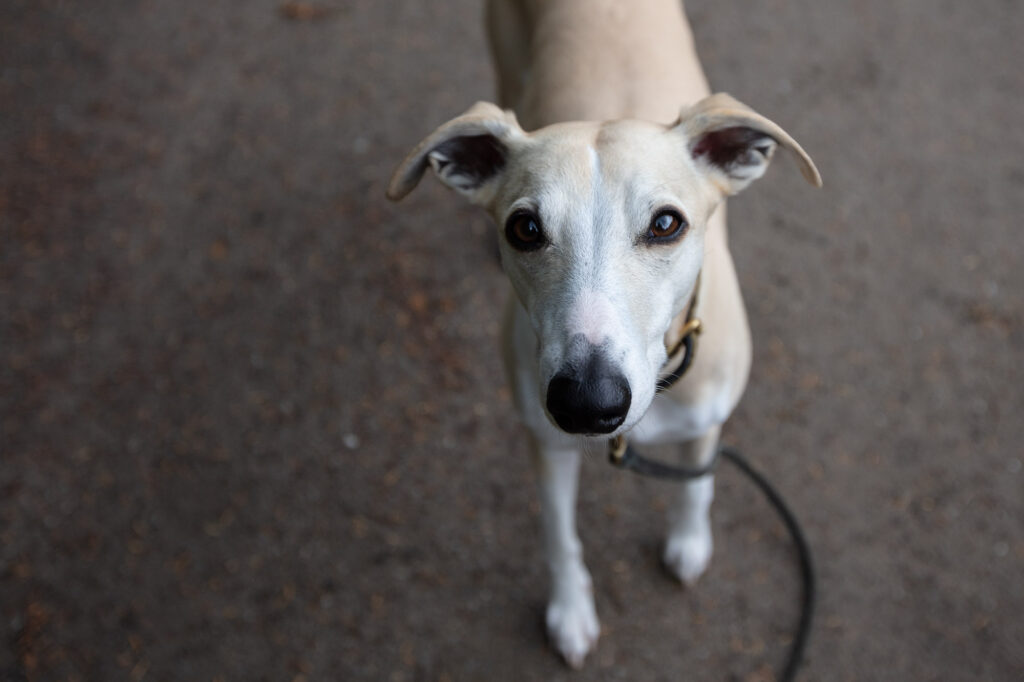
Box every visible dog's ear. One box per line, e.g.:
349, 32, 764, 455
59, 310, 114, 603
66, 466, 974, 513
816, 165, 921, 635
674, 93, 821, 196
387, 102, 524, 205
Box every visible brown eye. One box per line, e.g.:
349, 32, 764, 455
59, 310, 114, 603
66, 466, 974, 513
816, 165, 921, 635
505, 210, 546, 251
646, 209, 688, 243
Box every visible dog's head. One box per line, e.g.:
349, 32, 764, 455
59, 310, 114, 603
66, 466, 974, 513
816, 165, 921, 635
389, 94, 820, 437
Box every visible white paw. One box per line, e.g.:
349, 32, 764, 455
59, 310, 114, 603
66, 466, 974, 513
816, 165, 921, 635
545, 585, 600, 668
663, 527, 713, 586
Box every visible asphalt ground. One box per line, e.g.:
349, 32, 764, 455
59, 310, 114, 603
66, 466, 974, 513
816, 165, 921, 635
2, 1, 1022, 680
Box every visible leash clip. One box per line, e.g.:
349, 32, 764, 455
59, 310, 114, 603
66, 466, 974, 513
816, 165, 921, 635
608, 435, 628, 466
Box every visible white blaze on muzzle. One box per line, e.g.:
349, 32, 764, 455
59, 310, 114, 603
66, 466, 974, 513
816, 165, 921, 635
570, 289, 618, 347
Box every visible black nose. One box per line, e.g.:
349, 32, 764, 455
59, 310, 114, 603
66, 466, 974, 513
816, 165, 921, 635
546, 353, 631, 435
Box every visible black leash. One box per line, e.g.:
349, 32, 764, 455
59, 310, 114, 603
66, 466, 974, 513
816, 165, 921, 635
607, 439, 815, 681
605, 280, 815, 681
718, 445, 816, 682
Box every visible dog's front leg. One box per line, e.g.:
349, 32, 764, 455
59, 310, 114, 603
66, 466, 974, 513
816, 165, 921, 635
663, 425, 721, 586
531, 438, 599, 668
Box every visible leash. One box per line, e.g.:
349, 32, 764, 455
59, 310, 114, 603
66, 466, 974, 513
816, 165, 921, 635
605, 282, 816, 682
609, 441, 815, 682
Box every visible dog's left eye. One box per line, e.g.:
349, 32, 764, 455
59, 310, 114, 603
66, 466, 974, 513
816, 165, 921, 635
645, 209, 688, 244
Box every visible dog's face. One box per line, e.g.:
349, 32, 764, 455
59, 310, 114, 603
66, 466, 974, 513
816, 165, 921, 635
489, 120, 716, 436
389, 95, 820, 437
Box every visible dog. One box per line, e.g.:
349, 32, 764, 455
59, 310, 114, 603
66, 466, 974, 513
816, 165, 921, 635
387, 0, 820, 668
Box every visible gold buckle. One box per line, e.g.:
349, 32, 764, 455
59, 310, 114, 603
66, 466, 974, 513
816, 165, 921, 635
680, 317, 702, 338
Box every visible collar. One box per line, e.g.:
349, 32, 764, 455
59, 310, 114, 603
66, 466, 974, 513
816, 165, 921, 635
654, 273, 703, 393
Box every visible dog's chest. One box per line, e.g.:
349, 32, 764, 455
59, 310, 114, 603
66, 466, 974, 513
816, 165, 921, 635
629, 387, 734, 445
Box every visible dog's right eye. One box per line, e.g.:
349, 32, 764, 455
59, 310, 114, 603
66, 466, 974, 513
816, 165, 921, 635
505, 211, 546, 251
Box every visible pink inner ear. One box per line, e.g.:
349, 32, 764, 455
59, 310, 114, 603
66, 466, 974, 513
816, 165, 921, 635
691, 126, 772, 170
431, 134, 508, 187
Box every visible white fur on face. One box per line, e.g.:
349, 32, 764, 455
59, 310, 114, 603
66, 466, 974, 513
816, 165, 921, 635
570, 289, 616, 346
495, 120, 718, 435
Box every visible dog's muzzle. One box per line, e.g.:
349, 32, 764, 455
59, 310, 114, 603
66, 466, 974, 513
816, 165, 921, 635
546, 350, 631, 435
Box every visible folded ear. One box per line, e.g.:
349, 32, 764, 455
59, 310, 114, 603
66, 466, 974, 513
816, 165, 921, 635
675, 93, 822, 196
387, 101, 525, 205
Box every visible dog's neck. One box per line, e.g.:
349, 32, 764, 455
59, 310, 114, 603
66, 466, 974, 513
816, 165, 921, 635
512, 0, 712, 128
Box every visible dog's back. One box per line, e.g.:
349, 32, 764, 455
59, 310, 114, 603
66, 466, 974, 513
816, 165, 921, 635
487, 0, 711, 128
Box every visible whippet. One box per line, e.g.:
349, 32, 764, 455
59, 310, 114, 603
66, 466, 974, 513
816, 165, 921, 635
387, 0, 821, 668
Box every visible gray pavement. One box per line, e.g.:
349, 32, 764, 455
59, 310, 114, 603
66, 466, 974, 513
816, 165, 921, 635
2, 1, 1022, 680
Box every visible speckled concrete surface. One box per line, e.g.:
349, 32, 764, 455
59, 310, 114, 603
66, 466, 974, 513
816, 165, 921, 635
2, 1, 1022, 680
